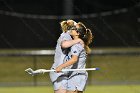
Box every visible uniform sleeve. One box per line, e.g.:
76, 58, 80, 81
61, 32, 72, 41
71, 44, 83, 56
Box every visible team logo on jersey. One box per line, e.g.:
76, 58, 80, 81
73, 51, 77, 53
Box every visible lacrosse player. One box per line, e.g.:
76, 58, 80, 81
49, 20, 83, 93
55, 22, 93, 93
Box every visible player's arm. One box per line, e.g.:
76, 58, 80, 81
55, 55, 78, 72
56, 43, 82, 72
61, 39, 84, 48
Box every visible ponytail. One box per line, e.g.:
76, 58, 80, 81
84, 29, 93, 54
60, 21, 67, 32
76, 22, 93, 54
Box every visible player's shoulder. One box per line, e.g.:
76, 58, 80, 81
72, 43, 83, 50
61, 32, 69, 36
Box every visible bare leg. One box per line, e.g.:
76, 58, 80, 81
55, 89, 67, 93
54, 87, 67, 93
67, 90, 77, 93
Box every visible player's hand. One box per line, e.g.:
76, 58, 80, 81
55, 66, 63, 73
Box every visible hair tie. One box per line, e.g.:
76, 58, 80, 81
84, 35, 86, 38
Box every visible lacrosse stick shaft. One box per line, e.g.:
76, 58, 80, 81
25, 67, 99, 75
34, 68, 99, 73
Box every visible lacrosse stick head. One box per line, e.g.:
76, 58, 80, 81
25, 68, 35, 76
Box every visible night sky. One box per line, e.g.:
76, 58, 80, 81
0, 0, 138, 15
0, 0, 139, 48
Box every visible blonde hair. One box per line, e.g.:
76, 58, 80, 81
60, 20, 76, 32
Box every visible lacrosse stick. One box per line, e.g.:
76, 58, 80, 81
25, 67, 99, 76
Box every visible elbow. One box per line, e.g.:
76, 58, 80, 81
61, 41, 70, 48
73, 59, 78, 63
61, 42, 67, 48
72, 56, 78, 63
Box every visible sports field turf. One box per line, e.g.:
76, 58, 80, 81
0, 48, 140, 93
0, 85, 140, 93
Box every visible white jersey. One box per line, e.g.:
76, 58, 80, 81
67, 43, 87, 77
52, 32, 72, 68
50, 31, 72, 82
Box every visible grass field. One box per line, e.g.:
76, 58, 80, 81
0, 47, 140, 92
0, 47, 140, 83
0, 85, 140, 93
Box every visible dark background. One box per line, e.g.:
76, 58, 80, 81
0, 0, 140, 48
